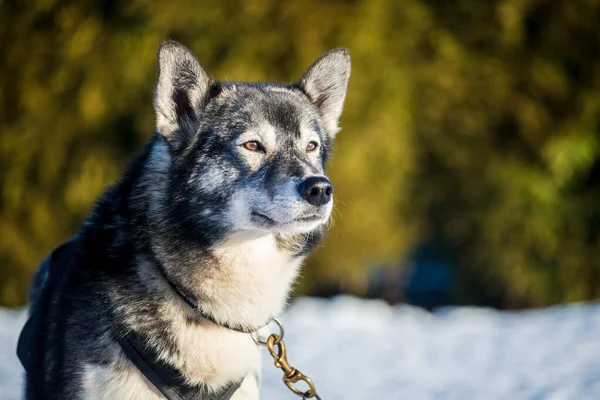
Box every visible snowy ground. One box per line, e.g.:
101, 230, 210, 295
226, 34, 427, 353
2, 296, 600, 399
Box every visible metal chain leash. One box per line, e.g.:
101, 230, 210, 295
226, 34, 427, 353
253, 318, 322, 400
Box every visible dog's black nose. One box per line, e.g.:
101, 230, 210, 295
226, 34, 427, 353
298, 176, 334, 206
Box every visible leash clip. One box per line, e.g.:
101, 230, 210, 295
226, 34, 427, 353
254, 318, 322, 399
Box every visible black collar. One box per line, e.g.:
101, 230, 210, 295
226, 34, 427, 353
156, 262, 270, 334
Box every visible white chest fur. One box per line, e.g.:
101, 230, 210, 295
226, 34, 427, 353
198, 233, 303, 329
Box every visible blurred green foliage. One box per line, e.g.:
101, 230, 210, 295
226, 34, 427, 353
1, 0, 599, 307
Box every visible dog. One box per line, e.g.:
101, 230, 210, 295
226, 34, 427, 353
17, 40, 350, 399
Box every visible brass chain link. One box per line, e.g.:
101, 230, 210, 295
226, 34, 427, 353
253, 318, 322, 399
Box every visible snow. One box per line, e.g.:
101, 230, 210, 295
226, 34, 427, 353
2, 296, 600, 399
0, 308, 27, 400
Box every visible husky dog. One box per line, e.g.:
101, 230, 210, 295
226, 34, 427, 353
18, 41, 350, 399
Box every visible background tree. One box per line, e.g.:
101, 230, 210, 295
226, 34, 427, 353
1, 0, 599, 308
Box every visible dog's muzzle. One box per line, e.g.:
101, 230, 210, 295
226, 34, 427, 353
297, 176, 333, 207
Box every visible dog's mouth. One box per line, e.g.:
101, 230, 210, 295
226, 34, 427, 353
250, 211, 323, 230
251, 211, 278, 226
293, 215, 321, 223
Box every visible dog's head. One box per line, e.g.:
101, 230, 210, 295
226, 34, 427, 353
153, 41, 350, 240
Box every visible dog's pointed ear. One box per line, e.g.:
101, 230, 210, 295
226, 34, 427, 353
299, 49, 351, 137
154, 40, 211, 149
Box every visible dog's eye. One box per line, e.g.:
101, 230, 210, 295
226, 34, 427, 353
306, 141, 318, 152
242, 141, 261, 152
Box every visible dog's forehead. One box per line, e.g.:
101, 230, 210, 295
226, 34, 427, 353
211, 83, 321, 139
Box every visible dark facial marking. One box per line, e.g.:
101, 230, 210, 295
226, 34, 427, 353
264, 100, 303, 139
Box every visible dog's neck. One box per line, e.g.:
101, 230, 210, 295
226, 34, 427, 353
157, 232, 302, 330
156, 230, 299, 333
203, 232, 303, 326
